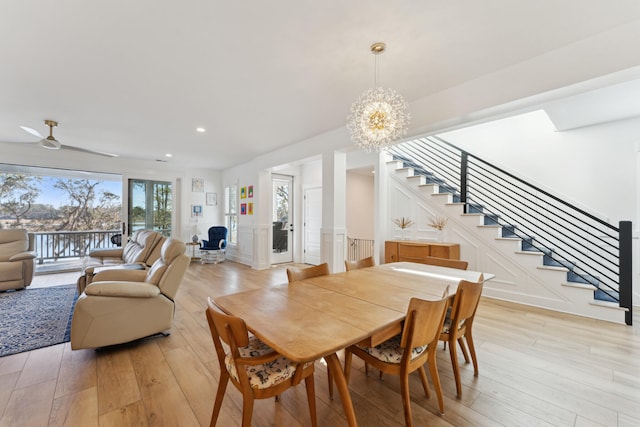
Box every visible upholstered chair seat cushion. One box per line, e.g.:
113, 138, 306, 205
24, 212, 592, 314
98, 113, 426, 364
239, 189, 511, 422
225, 335, 311, 389
356, 334, 427, 364
441, 316, 466, 334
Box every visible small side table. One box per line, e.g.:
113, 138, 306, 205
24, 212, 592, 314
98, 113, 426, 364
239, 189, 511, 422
186, 241, 200, 262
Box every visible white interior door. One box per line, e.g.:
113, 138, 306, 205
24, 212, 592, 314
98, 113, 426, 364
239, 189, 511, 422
304, 187, 322, 265
271, 175, 293, 264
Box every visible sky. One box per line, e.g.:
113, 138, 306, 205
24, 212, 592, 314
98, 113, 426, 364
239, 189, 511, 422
35, 176, 122, 208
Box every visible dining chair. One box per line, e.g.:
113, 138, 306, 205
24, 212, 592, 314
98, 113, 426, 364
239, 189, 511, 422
205, 298, 317, 427
439, 279, 484, 398
285, 262, 336, 398
285, 262, 330, 282
344, 297, 450, 426
422, 255, 468, 270
344, 256, 375, 271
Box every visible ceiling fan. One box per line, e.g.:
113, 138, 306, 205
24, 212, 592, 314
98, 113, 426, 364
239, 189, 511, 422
17, 119, 119, 158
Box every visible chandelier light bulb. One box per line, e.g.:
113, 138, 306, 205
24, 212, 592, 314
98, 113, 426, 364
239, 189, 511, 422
347, 87, 410, 151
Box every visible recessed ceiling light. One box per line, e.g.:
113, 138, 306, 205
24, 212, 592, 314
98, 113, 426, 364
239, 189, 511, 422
165, 153, 173, 157
196, 127, 206, 133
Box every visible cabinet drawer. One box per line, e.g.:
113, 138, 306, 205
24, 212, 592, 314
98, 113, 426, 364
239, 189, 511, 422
398, 243, 430, 259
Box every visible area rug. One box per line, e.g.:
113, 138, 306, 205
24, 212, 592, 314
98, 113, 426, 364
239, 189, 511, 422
0, 285, 78, 357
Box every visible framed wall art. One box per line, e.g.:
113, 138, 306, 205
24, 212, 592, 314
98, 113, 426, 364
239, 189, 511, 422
240, 186, 247, 199
240, 203, 247, 215
248, 202, 253, 215
248, 185, 254, 198
191, 204, 203, 217
192, 178, 204, 192
206, 192, 217, 206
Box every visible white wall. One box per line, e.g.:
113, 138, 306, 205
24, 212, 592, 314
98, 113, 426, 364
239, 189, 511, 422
440, 110, 638, 225
182, 168, 223, 242
346, 172, 374, 240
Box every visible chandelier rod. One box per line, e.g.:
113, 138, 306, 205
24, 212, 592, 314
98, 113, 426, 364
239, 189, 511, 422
374, 53, 379, 88
371, 42, 386, 88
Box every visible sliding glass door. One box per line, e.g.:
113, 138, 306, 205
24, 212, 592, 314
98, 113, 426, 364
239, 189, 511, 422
128, 179, 172, 237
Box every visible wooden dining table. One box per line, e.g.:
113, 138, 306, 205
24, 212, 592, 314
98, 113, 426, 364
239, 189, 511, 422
214, 262, 491, 426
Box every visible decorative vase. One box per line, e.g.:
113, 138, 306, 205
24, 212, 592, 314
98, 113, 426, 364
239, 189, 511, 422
436, 229, 444, 243
402, 228, 409, 240
192, 234, 199, 243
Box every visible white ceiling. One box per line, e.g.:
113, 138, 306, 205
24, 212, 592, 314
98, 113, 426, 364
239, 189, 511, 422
2, 1, 640, 169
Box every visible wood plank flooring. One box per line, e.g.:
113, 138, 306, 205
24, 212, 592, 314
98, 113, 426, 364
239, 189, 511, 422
1, 261, 639, 426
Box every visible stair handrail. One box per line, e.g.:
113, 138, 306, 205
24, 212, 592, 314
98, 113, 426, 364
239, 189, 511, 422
388, 136, 633, 325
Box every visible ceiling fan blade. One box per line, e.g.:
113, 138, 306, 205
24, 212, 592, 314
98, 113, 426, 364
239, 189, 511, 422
59, 144, 119, 158
0, 140, 41, 147
20, 125, 44, 138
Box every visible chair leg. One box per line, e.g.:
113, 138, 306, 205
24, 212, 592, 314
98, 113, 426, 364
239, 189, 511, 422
465, 331, 479, 376
417, 365, 431, 399
364, 362, 369, 377
448, 337, 463, 398
344, 349, 353, 383
428, 352, 445, 414
241, 395, 255, 427
458, 337, 470, 363
327, 368, 333, 400
210, 371, 229, 427
400, 372, 414, 427
305, 375, 318, 427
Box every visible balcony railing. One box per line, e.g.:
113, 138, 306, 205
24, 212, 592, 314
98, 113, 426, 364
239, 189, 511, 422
34, 230, 121, 265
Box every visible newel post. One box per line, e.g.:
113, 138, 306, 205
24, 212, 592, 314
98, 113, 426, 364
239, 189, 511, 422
619, 220, 633, 325
460, 152, 468, 213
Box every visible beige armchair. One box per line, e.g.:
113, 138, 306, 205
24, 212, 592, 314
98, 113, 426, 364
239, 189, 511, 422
0, 229, 37, 291
71, 238, 189, 350
76, 229, 165, 293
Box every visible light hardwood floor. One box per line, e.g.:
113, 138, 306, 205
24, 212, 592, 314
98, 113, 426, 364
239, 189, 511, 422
1, 261, 639, 426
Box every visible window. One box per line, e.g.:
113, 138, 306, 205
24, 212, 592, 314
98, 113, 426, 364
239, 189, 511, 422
225, 183, 237, 244
128, 179, 172, 237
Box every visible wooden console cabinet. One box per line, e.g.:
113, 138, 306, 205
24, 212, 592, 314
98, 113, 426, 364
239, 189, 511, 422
384, 240, 460, 264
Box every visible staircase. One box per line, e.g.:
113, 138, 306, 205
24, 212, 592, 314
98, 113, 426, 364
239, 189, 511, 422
386, 136, 632, 325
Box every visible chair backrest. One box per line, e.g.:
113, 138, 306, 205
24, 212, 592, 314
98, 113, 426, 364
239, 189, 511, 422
422, 256, 468, 270
400, 297, 449, 351
449, 280, 484, 331
0, 229, 29, 261
206, 297, 250, 351
207, 226, 228, 249
122, 229, 163, 264
344, 256, 375, 271
144, 236, 166, 267
286, 263, 330, 283
145, 238, 189, 298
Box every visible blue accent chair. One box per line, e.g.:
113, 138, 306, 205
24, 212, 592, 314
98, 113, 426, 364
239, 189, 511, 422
200, 226, 227, 263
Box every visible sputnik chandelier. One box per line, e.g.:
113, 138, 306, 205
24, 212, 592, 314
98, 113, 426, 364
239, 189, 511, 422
347, 42, 410, 152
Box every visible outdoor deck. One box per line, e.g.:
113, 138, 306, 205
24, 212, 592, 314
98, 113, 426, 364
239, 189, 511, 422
35, 259, 84, 275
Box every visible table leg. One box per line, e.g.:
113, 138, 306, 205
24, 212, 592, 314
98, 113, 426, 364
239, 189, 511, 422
324, 353, 358, 426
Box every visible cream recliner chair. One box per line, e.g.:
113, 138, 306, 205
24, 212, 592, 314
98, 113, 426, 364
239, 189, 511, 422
70, 238, 189, 350
0, 229, 37, 291
76, 229, 165, 293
